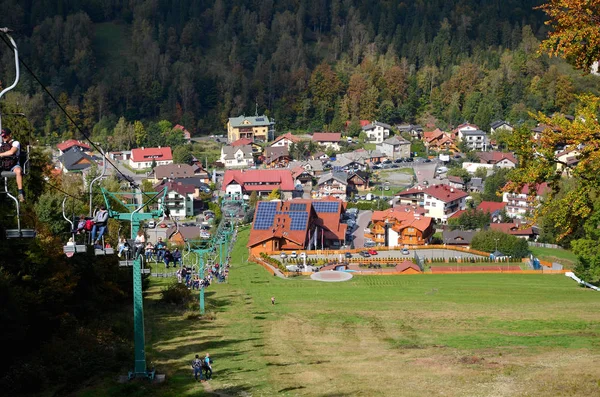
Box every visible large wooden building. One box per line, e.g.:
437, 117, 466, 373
364, 206, 434, 247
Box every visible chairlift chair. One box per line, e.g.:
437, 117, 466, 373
1, 31, 35, 239
61, 198, 87, 255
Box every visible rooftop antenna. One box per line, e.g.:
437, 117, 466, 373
255, 100, 258, 116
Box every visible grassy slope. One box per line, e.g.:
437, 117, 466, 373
81, 226, 600, 396
530, 246, 578, 268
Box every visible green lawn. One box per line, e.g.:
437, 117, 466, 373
530, 246, 579, 268
81, 227, 600, 396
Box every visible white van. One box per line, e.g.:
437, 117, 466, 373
148, 220, 156, 228
436, 166, 448, 174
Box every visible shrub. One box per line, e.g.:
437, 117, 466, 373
161, 282, 192, 305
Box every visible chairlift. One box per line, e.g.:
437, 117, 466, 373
1, 29, 35, 239
61, 197, 86, 256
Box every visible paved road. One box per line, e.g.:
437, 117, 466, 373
350, 210, 372, 248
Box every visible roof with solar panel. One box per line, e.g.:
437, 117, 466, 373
247, 197, 348, 250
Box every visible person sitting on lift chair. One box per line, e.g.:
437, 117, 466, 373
91, 205, 109, 247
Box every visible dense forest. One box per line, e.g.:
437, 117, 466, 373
0, 0, 598, 149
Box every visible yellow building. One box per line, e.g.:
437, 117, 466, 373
227, 115, 275, 143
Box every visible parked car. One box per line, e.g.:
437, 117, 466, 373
394, 158, 404, 163
405, 157, 414, 162
360, 250, 371, 257
300, 252, 307, 259
364, 241, 376, 248
401, 248, 410, 255
383, 159, 392, 164
290, 251, 298, 258
424, 159, 432, 163
368, 249, 378, 255
345, 252, 352, 258
280, 252, 288, 259
147, 220, 156, 228
372, 164, 381, 170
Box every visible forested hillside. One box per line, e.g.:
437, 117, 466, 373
0, 0, 597, 148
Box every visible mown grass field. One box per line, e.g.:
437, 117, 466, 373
81, 227, 600, 396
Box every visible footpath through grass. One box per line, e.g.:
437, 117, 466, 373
81, 226, 600, 396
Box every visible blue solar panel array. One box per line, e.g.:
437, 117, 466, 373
313, 201, 339, 213
277, 211, 308, 230
254, 202, 277, 230
289, 203, 307, 212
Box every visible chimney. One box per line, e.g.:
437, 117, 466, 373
450, 188, 454, 192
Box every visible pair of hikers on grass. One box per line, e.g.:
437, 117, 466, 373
192, 353, 213, 382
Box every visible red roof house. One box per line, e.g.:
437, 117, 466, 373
56, 139, 91, 154
222, 169, 296, 197
129, 147, 173, 169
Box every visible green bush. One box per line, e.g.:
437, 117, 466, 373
161, 282, 192, 305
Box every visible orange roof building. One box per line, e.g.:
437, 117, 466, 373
365, 206, 434, 247
248, 198, 347, 255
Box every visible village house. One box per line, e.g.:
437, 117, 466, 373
227, 115, 275, 143
397, 184, 468, 223
423, 128, 458, 152
312, 132, 341, 151
376, 136, 411, 160
447, 175, 467, 191
270, 132, 301, 148
247, 198, 347, 255
288, 160, 325, 177
364, 206, 434, 247
173, 124, 192, 144
316, 171, 349, 201
263, 146, 292, 168
150, 163, 208, 183
347, 171, 370, 193
56, 139, 91, 155
219, 145, 254, 169
129, 147, 173, 170
502, 182, 549, 219
222, 169, 296, 199
57, 149, 97, 174
161, 181, 197, 218
397, 124, 423, 139
555, 147, 581, 175
490, 120, 514, 134
362, 121, 392, 143
330, 152, 366, 171
490, 222, 537, 240
477, 201, 507, 222
442, 230, 477, 247
475, 151, 518, 168
459, 129, 488, 151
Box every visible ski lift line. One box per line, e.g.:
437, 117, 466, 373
0, 32, 159, 206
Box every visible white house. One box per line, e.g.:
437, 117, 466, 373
459, 129, 488, 151
376, 136, 411, 159
270, 132, 301, 148
316, 171, 348, 201
162, 181, 196, 218
129, 147, 173, 170
219, 145, 254, 169
422, 184, 468, 223
312, 132, 341, 151
502, 183, 550, 219
362, 121, 392, 143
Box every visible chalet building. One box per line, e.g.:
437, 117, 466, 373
423, 128, 458, 152
57, 149, 96, 174
555, 147, 581, 175
270, 132, 301, 148
129, 147, 173, 170
263, 146, 291, 168
364, 206, 434, 247
502, 183, 549, 219
316, 171, 348, 201
173, 124, 192, 144
347, 171, 370, 192
247, 198, 347, 255
227, 115, 275, 143
222, 169, 296, 199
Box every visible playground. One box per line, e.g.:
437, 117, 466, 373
82, 226, 600, 397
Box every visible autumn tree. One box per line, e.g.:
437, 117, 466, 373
536, 0, 600, 71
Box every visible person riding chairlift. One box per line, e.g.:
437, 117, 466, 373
0, 128, 25, 202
